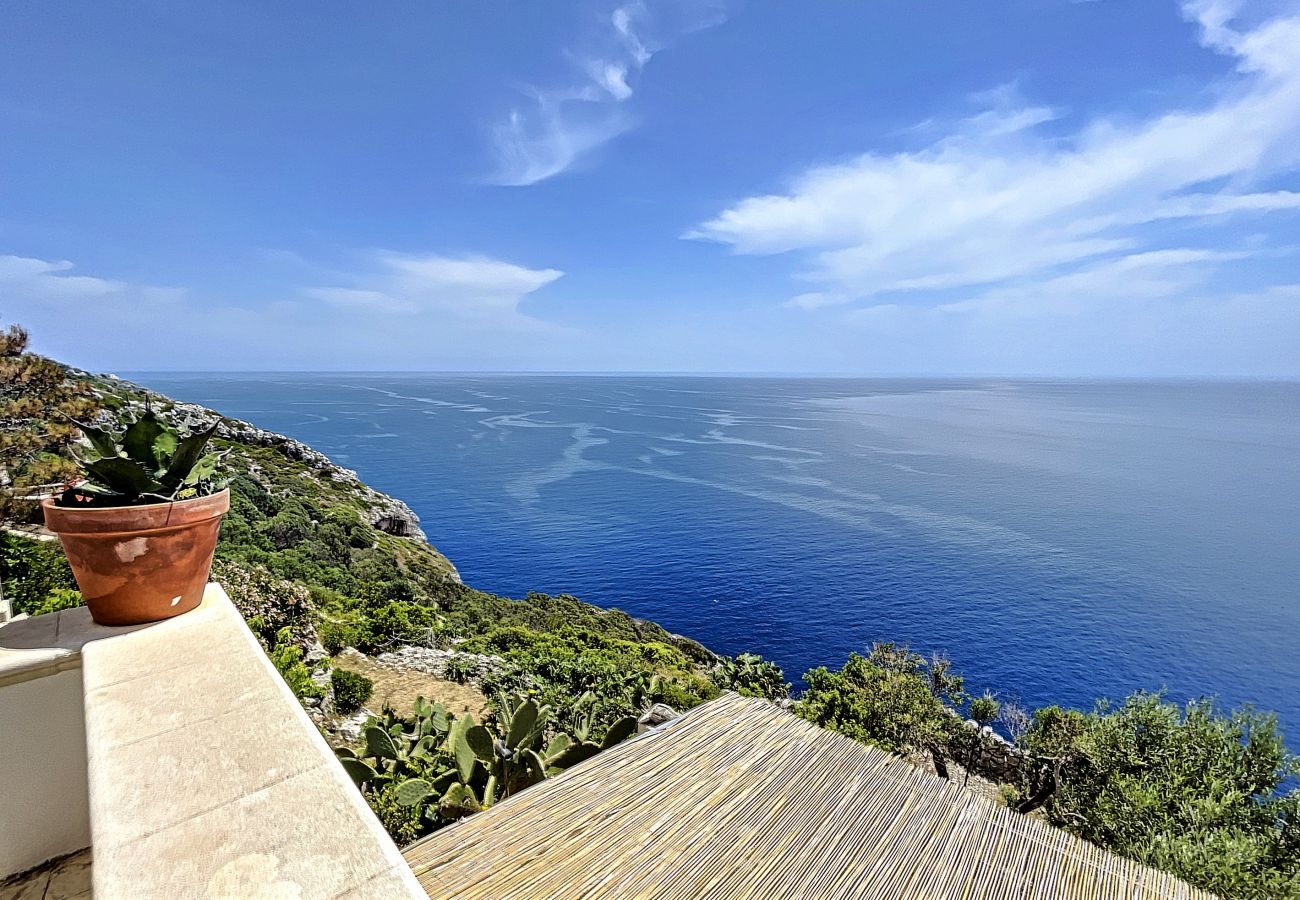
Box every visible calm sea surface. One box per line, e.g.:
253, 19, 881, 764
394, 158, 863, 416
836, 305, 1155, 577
131, 375, 1300, 735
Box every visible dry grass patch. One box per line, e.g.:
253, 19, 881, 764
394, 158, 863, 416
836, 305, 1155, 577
332, 648, 488, 718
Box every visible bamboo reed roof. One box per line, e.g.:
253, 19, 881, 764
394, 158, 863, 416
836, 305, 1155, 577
403, 692, 1212, 899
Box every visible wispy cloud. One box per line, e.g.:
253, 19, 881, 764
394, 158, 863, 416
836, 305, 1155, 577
0, 254, 124, 299
689, 0, 1300, 311
488, 1, 727, 186
305, 252, 564, 327
0, 254, 183, 303
0, 248, 573, 371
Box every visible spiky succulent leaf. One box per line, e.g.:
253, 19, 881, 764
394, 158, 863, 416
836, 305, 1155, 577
71, 419, 121, 459
483, 774, 498, 807
602, 716, 638, 749
160, 419, 221, 490
339, 756, 379, 787
507, 700, 539, 749
466, 724, 495, 763
445, 712, 469, 752
152, 429, 179, 468
120, 411, 171, 469
84, 456, 163, 496
442, 783, 468, 805
364, 724, 400, 761
334, 747, 357, 759
181, 451, 220, 486
394, 778, 433, 807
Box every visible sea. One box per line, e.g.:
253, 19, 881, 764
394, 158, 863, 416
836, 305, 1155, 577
130, 374, 1300, 738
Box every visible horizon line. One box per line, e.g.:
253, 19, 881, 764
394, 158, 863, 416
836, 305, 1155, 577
114, 369, 1300, 382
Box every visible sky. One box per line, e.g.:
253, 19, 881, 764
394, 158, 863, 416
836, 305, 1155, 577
2, 0, 1299, 375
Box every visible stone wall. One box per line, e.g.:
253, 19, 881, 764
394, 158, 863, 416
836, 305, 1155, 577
948, 710, 1027, 783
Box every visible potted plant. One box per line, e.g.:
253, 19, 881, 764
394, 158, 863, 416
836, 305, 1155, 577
41, 407, 229, 625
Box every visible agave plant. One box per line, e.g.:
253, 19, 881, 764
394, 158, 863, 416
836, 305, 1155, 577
59, 406, 226, 506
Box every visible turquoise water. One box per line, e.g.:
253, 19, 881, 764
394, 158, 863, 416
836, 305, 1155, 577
133, 375, 1300, 736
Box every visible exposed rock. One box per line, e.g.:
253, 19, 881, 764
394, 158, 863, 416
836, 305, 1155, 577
942, 707, 1027, 783
637, 703, 679, 733
320, 709, 372, 744
88, 377, 459, 582
373, 645, 507, 686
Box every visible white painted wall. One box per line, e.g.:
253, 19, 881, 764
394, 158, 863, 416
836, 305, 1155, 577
0, 667, 91, 877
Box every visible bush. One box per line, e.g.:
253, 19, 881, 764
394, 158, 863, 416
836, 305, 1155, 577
714, 652, 790, 700
365, 601, 437, 650
269, 627, 323, 700
0, 533, 76, 616
657, 673, 719, 710
319, 619, 364, 655
262, 499, 315, 550
26, 588, 84, 616
331, 668, 373, 714
796, 644, 962, 759
1018, 692, 1300, 898
443, 655, 476, 684
368, 783, 424, 846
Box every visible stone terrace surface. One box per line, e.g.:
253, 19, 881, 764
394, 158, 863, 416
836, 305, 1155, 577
404, 692, 1213, 900
0, 585, 425, 899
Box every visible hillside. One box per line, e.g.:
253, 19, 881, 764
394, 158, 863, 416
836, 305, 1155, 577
3, 342, 1297, 897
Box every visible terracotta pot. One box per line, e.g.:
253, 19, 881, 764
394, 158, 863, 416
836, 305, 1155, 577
42, 489, 230, 626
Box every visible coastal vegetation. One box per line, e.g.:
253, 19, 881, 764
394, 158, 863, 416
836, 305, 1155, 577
0, 324, 97, 523
335, 692, 639, 844
798, 646, 1300, 897
0, 323, 1296, 897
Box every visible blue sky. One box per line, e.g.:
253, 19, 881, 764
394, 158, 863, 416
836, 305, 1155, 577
2, 0, 1298, 374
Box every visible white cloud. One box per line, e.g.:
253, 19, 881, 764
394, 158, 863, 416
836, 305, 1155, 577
0, 254, 183, 303
2, 249, 574, 371
689, 1, 1300, 310
488, 1, 727, 186
836, 265, 1300, 377
306, 252, 564, 326
0, 254, 125, 298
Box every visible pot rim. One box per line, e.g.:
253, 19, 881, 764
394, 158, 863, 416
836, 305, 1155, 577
42, 487, 231, 535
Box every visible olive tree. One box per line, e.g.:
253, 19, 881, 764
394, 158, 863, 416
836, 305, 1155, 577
1016, 692, 1300, 898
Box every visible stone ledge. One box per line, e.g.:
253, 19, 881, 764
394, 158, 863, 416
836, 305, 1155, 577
3, 585, 427, 899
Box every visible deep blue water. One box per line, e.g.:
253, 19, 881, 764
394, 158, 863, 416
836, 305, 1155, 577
131, 375, 1300, 736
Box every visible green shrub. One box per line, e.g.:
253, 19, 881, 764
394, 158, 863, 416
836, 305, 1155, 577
26, 588, 84, 616
331, 668, 373, 714
657, 673, 719, 710
0, 533, 76, 616
443, 655, 476, 684
269, 627, 323, 700
368, 783, 424, 846
714, 652, 790, 700
262, 499, 315, 550
319, 619, 364, 655
796, 644, 962, 758
1018, 693, 1300, 898
365, 601, 437, 650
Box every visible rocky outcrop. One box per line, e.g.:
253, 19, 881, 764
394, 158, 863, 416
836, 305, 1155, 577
373, 645, 506, 685
637, 703, 679, 733
169, 400, 429, 543
87, 375, 452, 579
